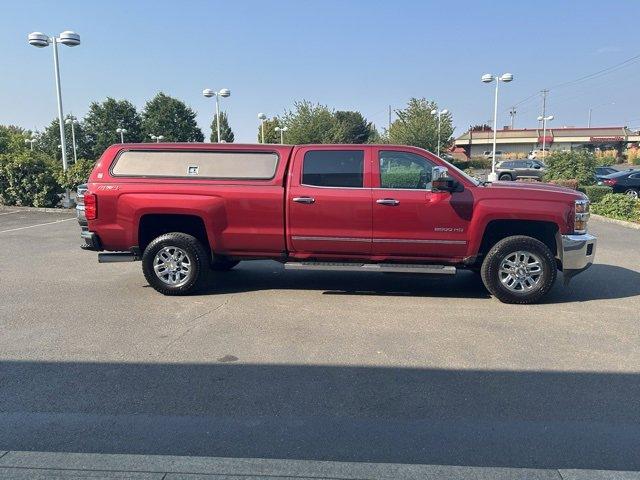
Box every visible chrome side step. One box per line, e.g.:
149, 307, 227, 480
98, 252, 139, 263
284, 262, 456, 275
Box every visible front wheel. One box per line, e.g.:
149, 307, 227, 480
480, 235, 557, 304
625, 188, 639, 199
142, 232, 209, 295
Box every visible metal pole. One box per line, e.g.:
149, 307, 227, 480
261, 120, 265, 144
280, 129, 284, 144
542, 118, 547, 159
588, 108, 592, 128
51, 37, 70, 207
70, 120, 77, 163
215, 93, 221, 143
120, 131, 124, 143
491, 77, 499, 176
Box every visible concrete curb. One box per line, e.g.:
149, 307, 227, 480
2, 451, 639, 479
592, 214, 640, 230
0, 205, 75, 214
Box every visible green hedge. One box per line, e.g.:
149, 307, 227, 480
544, 149, 597, 187
583, 185, 613, 204
451, 158, 492, 170
54, 158, 95, 191
0, 152, 62, 207
591, 193, 640, 222
381, 169, 425, 189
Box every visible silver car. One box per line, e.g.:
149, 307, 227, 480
495, 160, 546, 181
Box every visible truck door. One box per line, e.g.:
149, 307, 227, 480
371, 148, 471, 259
287, 146, 372, 255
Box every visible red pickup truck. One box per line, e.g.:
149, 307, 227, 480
78, 143, 596, 304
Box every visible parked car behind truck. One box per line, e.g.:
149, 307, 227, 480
79, 143, 596, 304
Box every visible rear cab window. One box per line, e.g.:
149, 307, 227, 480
302, 150, 364, 188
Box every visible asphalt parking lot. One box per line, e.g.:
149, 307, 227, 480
1, 208, 639, 473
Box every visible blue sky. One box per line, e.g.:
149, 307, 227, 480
1, 0, 639, 142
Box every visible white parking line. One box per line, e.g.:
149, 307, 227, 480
0, 217, 75, 234
0, 211, 19, 216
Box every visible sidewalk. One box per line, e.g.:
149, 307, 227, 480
0, 451, 638, 479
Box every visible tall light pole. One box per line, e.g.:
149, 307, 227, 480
116, 128, 127, 143
430, 108, 448, 156
65, 115, 78, 163
28, 30, 80, 207
203, 88, 231, 142
24, 137, 37, 150
150, 134, 164, 143
482, 72, 514, 182
588, 102, 615, 128
258, 113, 267, 143
537, 115, 554, 159
274, 126, 288, 144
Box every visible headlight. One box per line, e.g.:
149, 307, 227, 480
574, 199, 590, 234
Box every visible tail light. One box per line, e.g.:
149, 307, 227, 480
603, 179, 617, 186
574, 199, 590, 234
84, 193, 97, 220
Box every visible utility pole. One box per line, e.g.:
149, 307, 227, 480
509, 106, 517, 129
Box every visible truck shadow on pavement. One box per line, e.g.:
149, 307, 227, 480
198, 261, 640, 302
1, 361, 639, 471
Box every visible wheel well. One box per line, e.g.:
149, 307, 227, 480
138, 214, 210, 253
478, 220, 558, 261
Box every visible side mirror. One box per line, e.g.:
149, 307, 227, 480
431, 166, 462, 193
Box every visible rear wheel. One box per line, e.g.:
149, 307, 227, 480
480, 235, 557, 304
499, 173, 513, 181
625, 188, 639, 199
142, 232, 208, 295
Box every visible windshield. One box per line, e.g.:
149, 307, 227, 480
437, 155, 482, 186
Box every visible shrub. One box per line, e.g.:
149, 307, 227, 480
0, 152, 62, 207
543, 149, 597, 186
583, 185, 613, 204
591, 193, 640, 222
548, 179, 579, 190
381, 168, 424, 189
451, 158, 492, 170
594, 149, 619, 166
628, 148, 640, 165
54, 158, 95, 191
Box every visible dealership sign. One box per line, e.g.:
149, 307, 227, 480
590, 136, 624, 143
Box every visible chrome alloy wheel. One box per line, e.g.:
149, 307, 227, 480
625, 189, 639, 199
498, 250, 543, 292
153, 246, 192, 287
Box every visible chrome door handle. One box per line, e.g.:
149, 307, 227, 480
292, 196, 315, 204
376, 198, 400, 206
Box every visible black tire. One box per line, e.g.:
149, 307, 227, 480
211, 257, 240, 271
480, 235, 557, 304
625, 188, 639, 199
142, 232, 209, 295
499, 173, 513, 181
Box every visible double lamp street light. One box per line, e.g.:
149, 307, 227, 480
203, 88, 231, 143
28, 30, 80, 207
482, 72, 514, 182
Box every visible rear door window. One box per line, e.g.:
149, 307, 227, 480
302, 150, 364, 188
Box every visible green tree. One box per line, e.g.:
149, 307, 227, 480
84, 98, 143, 157
257, 117, 282, 144
141, 92, 204, 142
281, 100, 335, 144
0, 125, 34, 154
35, 116, 92, 162
388, 98, 454, 153
209, 111, 234, 143
330, 111, 377, 144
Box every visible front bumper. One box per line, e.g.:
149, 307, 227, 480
560, 233, 597, 283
